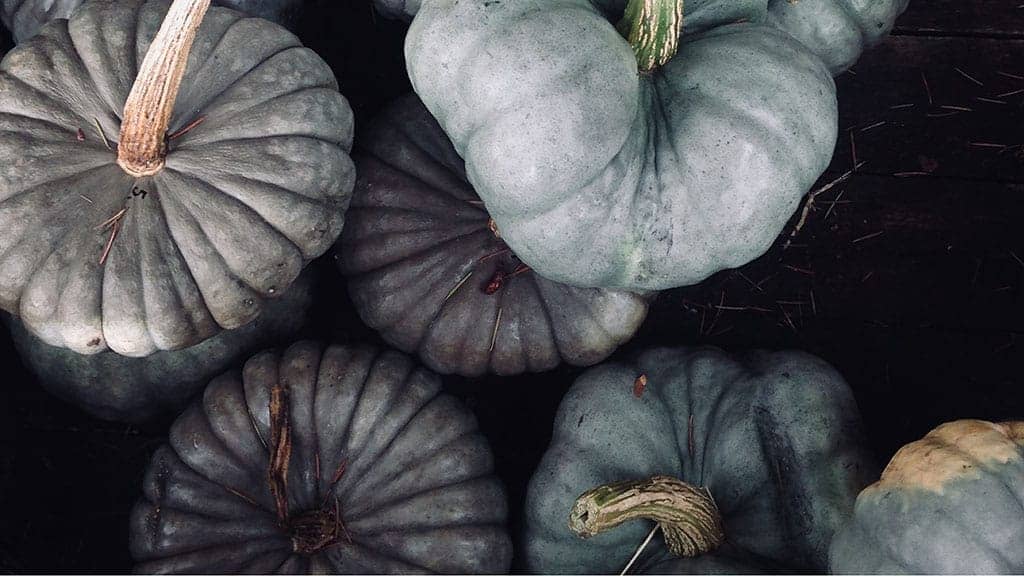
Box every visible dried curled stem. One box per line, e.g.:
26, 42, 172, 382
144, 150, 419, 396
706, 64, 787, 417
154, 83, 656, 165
117, 0, 211, 177
617, 0, 684, 73
570, 475, 724, 558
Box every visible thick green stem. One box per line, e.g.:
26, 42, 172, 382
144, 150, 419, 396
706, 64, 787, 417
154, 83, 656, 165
570, 475, 724, 558
117, 0, 211, 177
617, 0, 684, 73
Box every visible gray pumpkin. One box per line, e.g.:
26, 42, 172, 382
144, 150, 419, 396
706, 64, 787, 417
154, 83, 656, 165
406, 0, 837, 291
767, 0, 909, 75
5, 268, 314, 423
130, 341, 513, 573
372, 0, 417, 22
0, 0, 353, 357
0, 0, 304, 42
830, 419, 1024, 574
524, 346, 876, 573
337, 94, 650, 377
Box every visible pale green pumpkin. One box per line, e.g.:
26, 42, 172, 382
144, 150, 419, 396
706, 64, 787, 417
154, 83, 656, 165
524, 346, 876, 573
830, 419, 1024, 574
407, 0, 838, 291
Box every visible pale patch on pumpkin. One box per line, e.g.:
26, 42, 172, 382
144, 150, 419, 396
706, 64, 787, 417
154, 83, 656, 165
867, 419, 1024, 493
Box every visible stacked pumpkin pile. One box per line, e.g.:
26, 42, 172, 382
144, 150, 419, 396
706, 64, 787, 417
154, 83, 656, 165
0, 0, 1020, 574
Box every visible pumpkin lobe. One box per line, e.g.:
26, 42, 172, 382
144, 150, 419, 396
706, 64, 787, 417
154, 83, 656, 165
570, 474, 724, 559
617, 0, 684, 73
117, 0, 211, 177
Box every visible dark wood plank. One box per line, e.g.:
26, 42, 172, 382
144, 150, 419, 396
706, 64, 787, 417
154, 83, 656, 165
896, 0, 1024, 39
838, 35, 1024, 184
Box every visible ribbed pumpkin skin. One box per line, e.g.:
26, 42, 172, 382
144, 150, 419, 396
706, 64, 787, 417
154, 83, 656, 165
524, 347, 876, 574
830, 419, 1024, 574
337, 95, 650, 377
130, 341, 513, 574
0, 0, 304, 42
5, 269, 314, 424
768, 0, 909, 75
406, 0, 836, 290
0, 0, 353, 357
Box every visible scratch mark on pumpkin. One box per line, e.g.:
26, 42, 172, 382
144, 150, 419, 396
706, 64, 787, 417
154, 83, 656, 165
97, 207, 128, 265
167, 115, 206, 141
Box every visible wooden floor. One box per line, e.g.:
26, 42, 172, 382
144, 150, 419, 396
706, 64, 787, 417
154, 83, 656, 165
0, 2, 1022, 571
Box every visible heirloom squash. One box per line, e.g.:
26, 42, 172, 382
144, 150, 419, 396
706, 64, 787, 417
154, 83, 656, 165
524, 346, 875, 573
1, 0, 303, 42
337, 94, 649, 377
406, 0, 837, 290
130, 341, 513, 573
767, 0, 910, 75
5, 269, 313, 423
830, 419, 1024, 574
0, 0, 353, 357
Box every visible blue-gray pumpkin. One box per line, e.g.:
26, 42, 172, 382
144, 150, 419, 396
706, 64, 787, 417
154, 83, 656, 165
1, 0, 303, 42
406, 0, 838, 291
830, 419, 1024, 574
130, 341, 513, 573
337, 94, 650, 377
4, 269, 314, 423
524, 346, 876, 573
768, 0, 909, 75
0, 0, 353, 357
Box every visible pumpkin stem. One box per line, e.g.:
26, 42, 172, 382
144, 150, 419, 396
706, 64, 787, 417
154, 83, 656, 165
570, 475, 724, 559
617, 0, 684, 73
117, 0, 211, 177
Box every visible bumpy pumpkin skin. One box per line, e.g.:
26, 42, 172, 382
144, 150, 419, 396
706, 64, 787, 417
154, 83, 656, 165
338, 94, 650, 377
130, 341, 513, 574
830, 419, 1024, 574
0, 0, 354, 357
406, 0, 837, 291
524, 346, 876, 573
5, 269, 314, 424
0, 0, 304, 42
768, 0, 909, 75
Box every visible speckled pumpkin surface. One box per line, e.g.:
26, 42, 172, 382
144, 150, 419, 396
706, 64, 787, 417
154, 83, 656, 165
0, 0, 304, 42
767, 0, 909, 75
406, 0, 838, 291
337, 94, 649, 377
0, 0, 353, 357
5, 268, 314, 424
830, 419, 1024, 574
130, 341, 512, 573
524, 346, 876, 573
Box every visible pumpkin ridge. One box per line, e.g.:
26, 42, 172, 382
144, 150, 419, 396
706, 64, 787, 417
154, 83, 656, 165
174, 84, 346, 147
65, 5, 138, 120
0, 111, 110, 152
342, 447, 496, 523
352, 151, 486, 219
154, 182, 263, 328
167, 32, 302, 131
525, 272, 566, 360
167, 167, 341, 262
162, 168, 304, 293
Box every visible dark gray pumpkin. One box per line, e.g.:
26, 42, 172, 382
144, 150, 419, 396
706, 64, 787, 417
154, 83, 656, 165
524, 346, 876, 573
130, 341, 513, 573
5, 268, 314, 423
0, 0, 353, 357
0, 0, 304, 42
337, 95, 649, 377
830, 419, 1024, 574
